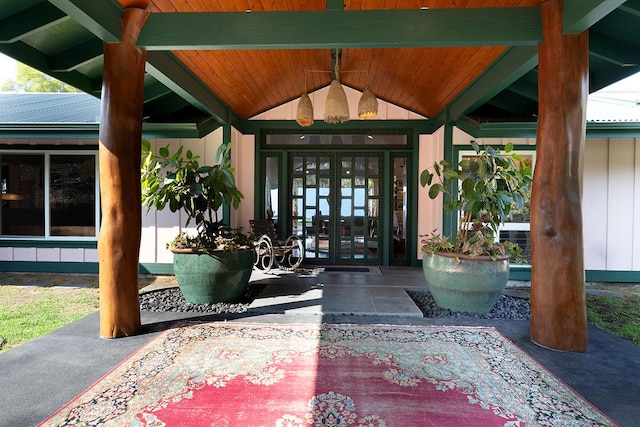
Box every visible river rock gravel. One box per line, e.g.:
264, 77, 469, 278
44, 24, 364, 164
140, 285, 530, 319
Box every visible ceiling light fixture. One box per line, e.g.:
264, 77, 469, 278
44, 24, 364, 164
358, 87, 378, 119
296, 92, 314, 127
324, 54, 350, 124
295, 50, 379, 127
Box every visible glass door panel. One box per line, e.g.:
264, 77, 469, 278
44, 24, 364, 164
291, 153, 380, 264
391, 156, 409, 263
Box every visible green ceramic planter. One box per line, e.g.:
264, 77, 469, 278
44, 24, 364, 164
172, 249, 254, 304
422, 252, 510, 313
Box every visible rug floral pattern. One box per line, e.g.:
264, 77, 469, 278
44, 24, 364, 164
39, 323, 617, 426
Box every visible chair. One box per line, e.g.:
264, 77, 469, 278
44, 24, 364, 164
250, 219, 304, 272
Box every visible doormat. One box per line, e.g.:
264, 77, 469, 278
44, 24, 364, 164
38, 322, 617, 426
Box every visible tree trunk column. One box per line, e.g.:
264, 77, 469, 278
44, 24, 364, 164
98, 8, 149, 339
530, 0, 588, 352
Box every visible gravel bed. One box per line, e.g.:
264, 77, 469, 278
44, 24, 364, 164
406, 290, 530, 320
139, 286, 264, 314
140, 286, 530, 319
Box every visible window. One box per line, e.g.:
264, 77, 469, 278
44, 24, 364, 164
1, 151, 98, 239
458, 147, 535, 264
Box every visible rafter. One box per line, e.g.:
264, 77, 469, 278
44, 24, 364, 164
589, 31, 639, 67
145, 51, 239, 125
563, 0, 627, 33
0, 2, 67, 43
49, 38, 104, 72
446, 46, 539, 121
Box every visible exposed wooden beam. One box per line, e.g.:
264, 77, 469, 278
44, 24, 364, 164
619, 0, 640, 17
48, 0, 123, 42
49, 38, 104, 71
0, 42, 96, 93
563, 0, 627, 33
143, 80, 173, 103
138, 8, 543, 50
0, 2, 67, 43
143, 92, 191, 118
446, 46, 539, 121
504, 78, 539, 101
589, 31, 639, 67
145, 51, 239, 125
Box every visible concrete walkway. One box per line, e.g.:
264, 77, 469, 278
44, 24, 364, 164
1, 267, 639, 426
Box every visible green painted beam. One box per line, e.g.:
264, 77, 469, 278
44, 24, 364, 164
145, 51, 239, 125
564, 0, 628, 33
0, 2, 67, 43
0, 42, 96, 94
474, 121, 538, 138
504, 78, 538, 101
454, 116, 481, 138
138, 8, 542, 50
143, 93, 191, 118
48, 0, 123, 42
619, 0, 640, 17
589, 31, 640, 67
239, 119, 434, 135
49, 37, 104, 72
446, 46, 539, 121
143, 80, 173, 103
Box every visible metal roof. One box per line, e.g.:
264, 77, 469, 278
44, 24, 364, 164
0, 92, 100, 123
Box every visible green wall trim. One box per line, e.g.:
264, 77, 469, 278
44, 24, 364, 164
509, 267, 532, 280
0, 261, 176, 276
139, 263, 175, 275
0, 240, 97, 249
586, 270, 640, 283
1, 261, 638, 283
0, 261, 99, 273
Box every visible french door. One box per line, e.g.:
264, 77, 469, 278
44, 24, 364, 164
291, 153, 381, 264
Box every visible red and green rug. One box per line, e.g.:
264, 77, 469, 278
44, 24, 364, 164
39, 322, 617, 426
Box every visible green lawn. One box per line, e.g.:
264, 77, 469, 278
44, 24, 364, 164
0, 285, 99, 352
587, 294, 640, 346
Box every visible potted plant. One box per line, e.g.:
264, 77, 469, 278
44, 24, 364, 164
141, 139, 254, 304
419, 141, 532, 313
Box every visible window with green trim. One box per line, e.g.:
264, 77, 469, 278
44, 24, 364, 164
1, 151, 98, 239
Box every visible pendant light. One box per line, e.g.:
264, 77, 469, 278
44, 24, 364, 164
296, 93, 314, 127
324, 56, 349, 124
358, 86, 378, 119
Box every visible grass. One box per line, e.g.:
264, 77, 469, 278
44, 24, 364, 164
587, 294, 640, 346
0, 285, 99, 352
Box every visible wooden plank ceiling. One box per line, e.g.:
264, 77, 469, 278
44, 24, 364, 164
120, 0, 544, 120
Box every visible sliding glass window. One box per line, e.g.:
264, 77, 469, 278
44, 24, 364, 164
1, 151, 99, 239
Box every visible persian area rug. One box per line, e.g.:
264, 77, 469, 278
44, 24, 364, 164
39, 322, 617, 427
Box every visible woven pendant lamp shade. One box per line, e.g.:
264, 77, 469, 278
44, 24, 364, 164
296, 93, 314, 127
358, 87, 378, 119
324, 79, 350, 124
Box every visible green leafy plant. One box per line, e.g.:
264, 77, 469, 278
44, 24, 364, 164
420, 141, 533, 262
141, 140, 251, 251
